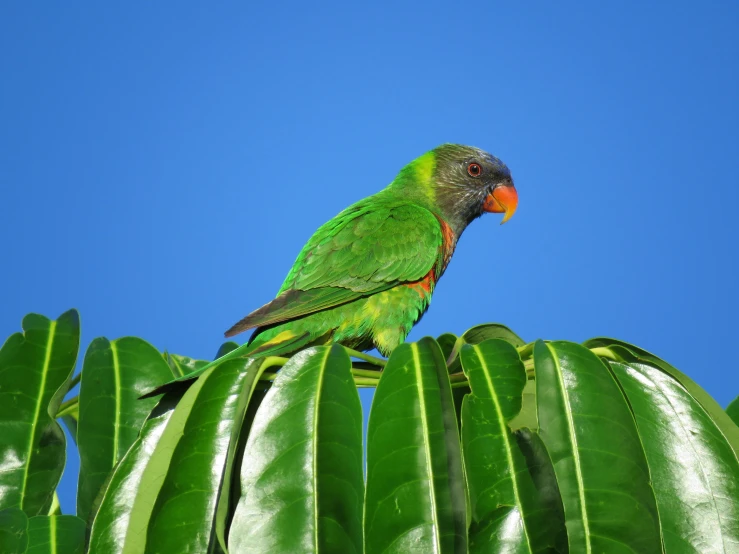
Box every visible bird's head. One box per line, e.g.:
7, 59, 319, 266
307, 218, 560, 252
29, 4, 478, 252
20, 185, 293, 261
389, 144, 518, 236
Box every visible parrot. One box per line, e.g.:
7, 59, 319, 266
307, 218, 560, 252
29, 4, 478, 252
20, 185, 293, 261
144, 143, 517, 395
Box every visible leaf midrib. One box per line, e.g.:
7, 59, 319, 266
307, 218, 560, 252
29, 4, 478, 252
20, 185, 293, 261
412, 343, 442, 553
473, 345, 533, 553
50, 514, 57, 554
20, 319, 56, 510
312, 347, 330, 553
546, 342, 592, 553
111, 341, 122, 464
628, 363, 729, 551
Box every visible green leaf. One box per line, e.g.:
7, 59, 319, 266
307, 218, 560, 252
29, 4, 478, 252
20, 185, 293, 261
436, 333, 458, 362
140, 343, 254, 398
216, 341, 240, 358
447, 324, 525, 373
534, 340, 662, 553
57, 399, 79, 445
216, 386, 268, 551
76, 337, 173, 523
450, 384, 469, 435
728, 395, 739, 427
460, 323, 525, 347
586, 337, 739, 460
507, 379, 537, 432
161, 341, 238, 380
145, 358, 264, 553
89, 357, 264, 553
26, 515, 86, 554
229, 345, 363, 554
514, 429, 568, 552
364, 338, 467, 554
46, 493, 60, 516
467, 506, 529, 553
165, 352, 208, 378
460, 340, 565, 553
87, 391, 180, 554
0, 508, 28, 553
0, 310, 80, 515
609, 360, 739, 553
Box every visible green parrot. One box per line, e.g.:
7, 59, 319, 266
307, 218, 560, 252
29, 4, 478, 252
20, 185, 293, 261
146, 144, 517, 394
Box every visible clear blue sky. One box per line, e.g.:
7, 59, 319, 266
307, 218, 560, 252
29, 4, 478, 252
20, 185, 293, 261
2, 2, 737, 516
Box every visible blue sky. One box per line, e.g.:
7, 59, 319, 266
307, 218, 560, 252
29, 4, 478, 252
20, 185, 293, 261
2, 2, 737, 516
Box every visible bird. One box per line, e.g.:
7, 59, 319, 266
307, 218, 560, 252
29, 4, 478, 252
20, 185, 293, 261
225, 143, 517, 359
145, 143, 517, 395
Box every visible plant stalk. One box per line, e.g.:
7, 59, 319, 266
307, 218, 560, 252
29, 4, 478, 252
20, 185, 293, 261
67, 371, 81, 390
351, 367, 382, 379
590, 346, 619, 361
353, 377, 380, 386
342, 346, 387, 367
56, 396, 79, 418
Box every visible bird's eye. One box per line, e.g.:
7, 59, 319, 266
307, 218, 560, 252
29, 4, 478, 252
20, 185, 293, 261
467, 162, 482, 178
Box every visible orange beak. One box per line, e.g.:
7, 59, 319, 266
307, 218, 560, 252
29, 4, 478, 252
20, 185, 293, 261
483, 185, 518, 224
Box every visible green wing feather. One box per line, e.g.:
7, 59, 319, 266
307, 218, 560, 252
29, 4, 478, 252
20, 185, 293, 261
225, 199, 443, 337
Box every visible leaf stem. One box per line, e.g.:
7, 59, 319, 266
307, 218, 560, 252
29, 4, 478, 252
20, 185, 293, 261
590, 347, 619, 361
261, 356, 289, 370
517, 341, 535, 359
67, 371, 81, 391
351, 367, 382, 379
56, 396, 78, 418
342, 347, 387, 367
353, 377, 380, 387
351, 361, 385, 371
448, 373, 468, 383
48, 493, 61, 516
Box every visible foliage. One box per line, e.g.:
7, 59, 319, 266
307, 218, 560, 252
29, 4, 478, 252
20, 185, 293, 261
1, 309, 738, 553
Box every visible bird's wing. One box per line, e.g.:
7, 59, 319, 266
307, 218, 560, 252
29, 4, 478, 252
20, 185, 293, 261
225, 201, 443, 336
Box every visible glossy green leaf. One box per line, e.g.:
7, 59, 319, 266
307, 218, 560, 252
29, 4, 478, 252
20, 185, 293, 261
728, 395, 739, 427
57, 400, 79, 445
364, 338, 467, 554
140, 348, 248, 399
534, 340, 661, 553
507, 379, 537, 432
89, 357, 263, 553
26, 515, 86, 554
46, 493, 60, 516
146, 358, 262, 553
0, 508, 28, 553
586, 337, 739, 459
0, 310, 80, 515
461, 323, 525, 347
461, 340, 565, 553
76, 336, 173, 522
216, 386, 268, 551
450, 384, 470, 435
514, 429, 567, 552
436, 332, 458, 362
447, 324, 524, 373
163, 340, 240, 380
165, 352, 207, 378
229, 345, 363, 554
467, 506, 531, 553
216, 341, 240, 358
609, 360, 739, 552
88, 389, 192, 553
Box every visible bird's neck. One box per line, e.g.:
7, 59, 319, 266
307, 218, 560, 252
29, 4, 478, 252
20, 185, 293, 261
385, 155, 479, 238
